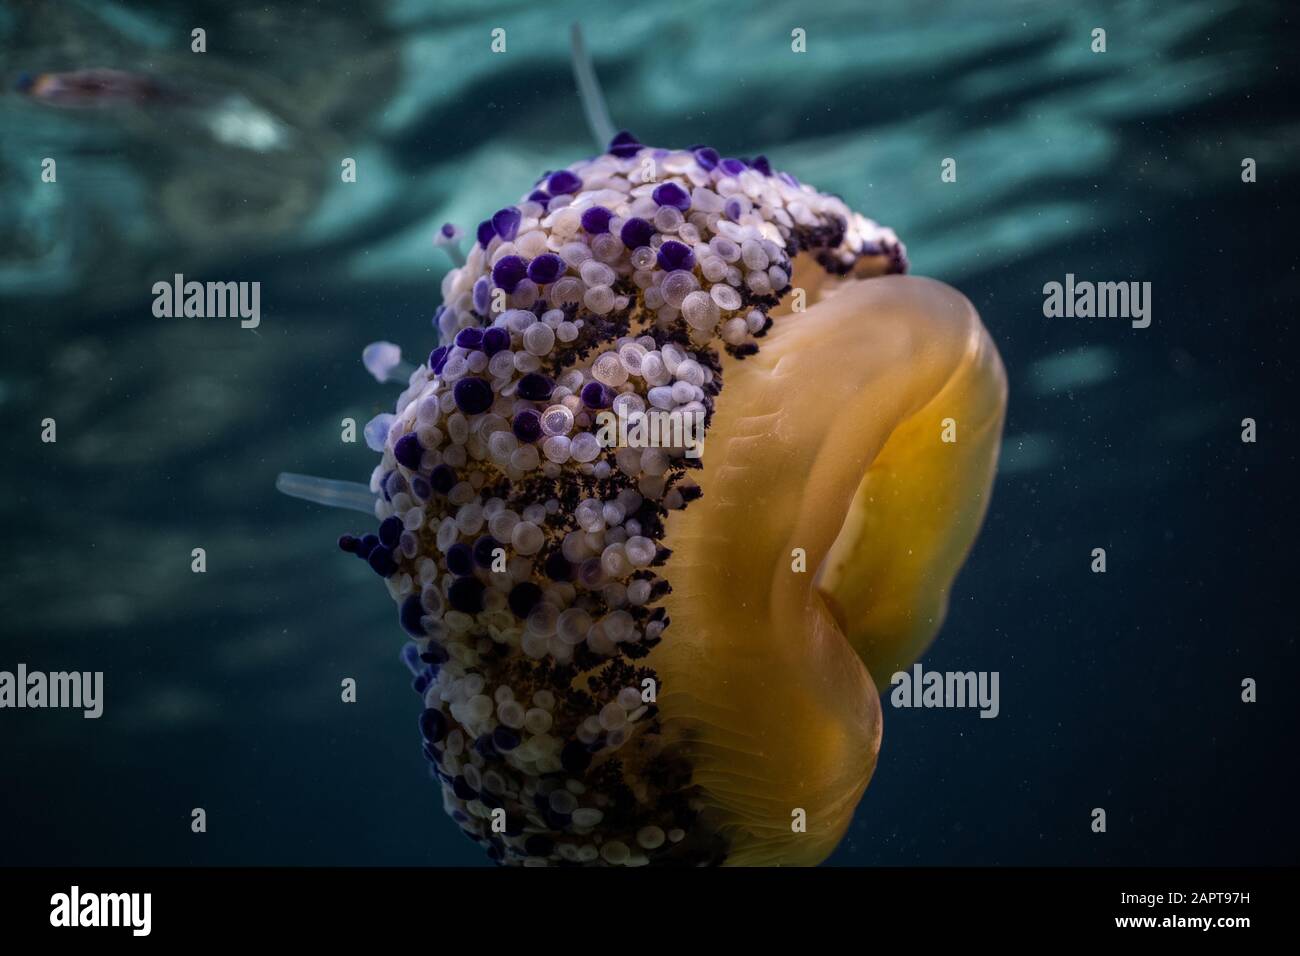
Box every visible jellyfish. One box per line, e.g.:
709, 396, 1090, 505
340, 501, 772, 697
277, 28, 1006, 866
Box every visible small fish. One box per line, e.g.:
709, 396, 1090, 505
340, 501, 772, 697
15, 68, 176, 109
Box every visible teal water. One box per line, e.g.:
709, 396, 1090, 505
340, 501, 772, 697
0, 0, 1296, 865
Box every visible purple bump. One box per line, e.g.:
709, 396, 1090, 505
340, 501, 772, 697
429, 464, 457, 494
472, 535, 500, 569
419, 707, 447, 743
482, 326, 510, 355
421, 641, 449, 666
527, 253, 565, 285
581, 381, 612, 409
652, 182, 691, 211
516, 373, 554, 402
527, 189, 551, 208
724, 198, 744, 221
752, 155, 772, 176
656, 240, 695, 272
581, 205, 613, 234
507, 582, 543, 618
620, 217, 654, 250
608, 130, 642, 158
719, 158, 747, 176
454, 327, 484, 350
428, 345, 449, 371
378, 516, 403, 548
693, 147, 719, 171
472, 276, 491, 315
440, 222, 457, 238
453, 377, 494, 415
448, 577, 485, 614
399, 595, 426, 636
446, 543, 473, 576
394, 433, 423, 469
492, 255, 528, 293
491, 207, 521, 242
367, 546, 397, 578
544, 550, 573, 581
383, 470, 404, 500
547, 170, 582, 195
476, 220, 495, 246
513, 409, 542, 443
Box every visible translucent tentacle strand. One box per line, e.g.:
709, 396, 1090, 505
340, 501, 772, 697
569, 24, 615, 151
275, 473, 377, 514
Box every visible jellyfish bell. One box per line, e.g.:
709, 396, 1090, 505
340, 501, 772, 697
276, 26, 1007, 866
651, 271, 1006, 865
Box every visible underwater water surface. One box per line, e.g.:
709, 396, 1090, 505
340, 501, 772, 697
0, 0, 1296, 865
